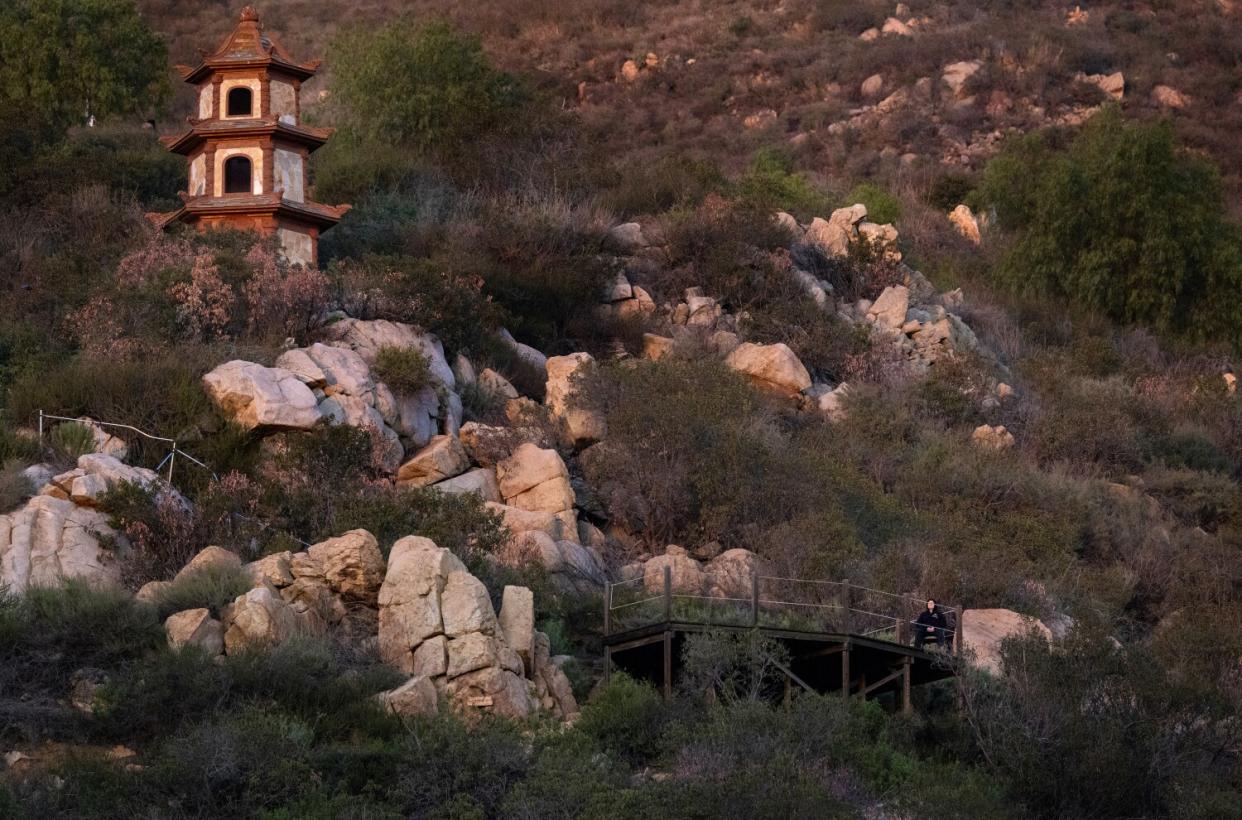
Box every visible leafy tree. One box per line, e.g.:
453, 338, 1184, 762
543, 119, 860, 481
0, 0, 168, 128
978, 108, 1242, 340
327, 21, 525, 153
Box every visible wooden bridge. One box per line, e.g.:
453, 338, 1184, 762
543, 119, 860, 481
603, 569, 960, 712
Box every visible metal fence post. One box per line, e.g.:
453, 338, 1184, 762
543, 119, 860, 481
37, 410, 44, 454
603, 582, 612, 637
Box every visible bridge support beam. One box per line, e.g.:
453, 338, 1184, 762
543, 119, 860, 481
663, 630, 672, 700
903, 657, 912, 714
841, 640, 850, 699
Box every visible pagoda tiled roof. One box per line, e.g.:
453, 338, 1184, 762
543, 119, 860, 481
176, 7, 320, 84
160, 117, 334, 154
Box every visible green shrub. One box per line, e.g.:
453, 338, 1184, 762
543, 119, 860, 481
50, 420, 96, 461
0, 459, 32, 513
928, 173, 976, 212
601, 152, 723, 217
845, 182, 902, 225
976, 108, 1242, 340
680, 631, 791, 703
150, 563, 250, 620
576, 674, 673, 765
736, 149, 834, 220
372, 345, 434, 395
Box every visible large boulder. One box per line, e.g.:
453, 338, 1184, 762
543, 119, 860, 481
724, 342, 812, 396
942, 60, 983, 98
428, 467, 502, 503
46, 453, 164, 507
397, 436, 470, 488
948, 204, 982, 245
971, 424, 1015, 451
498, 586, 535, 671
705, 548, 761, 598
444, 666, 537, 719
202, 360, 322, 431
0, 495, 119, 593
485, 502, 579, 543
805, 204, 867, 257
174, 545, 241, 583
867, 286, 910, 330
961, 608, 1053, 675
497, 530, 606, 593
319, 318, 455, 388
544, 353, 606, 448
643, 545, 706, 596
377, 536, 466, 673
496, 444, 575, 514
441, 570, 499, 637
306, 529, 385, 603
164, 608, 224, 655
376, 675, 439, 718
223, 586, 301, 653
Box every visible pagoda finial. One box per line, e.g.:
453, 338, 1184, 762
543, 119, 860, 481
240, 5, 260, 23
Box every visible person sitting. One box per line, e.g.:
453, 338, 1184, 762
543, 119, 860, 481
913, 599, 946, 650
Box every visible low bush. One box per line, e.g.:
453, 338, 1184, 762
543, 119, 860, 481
575, 674, 674, 765
371, 345, 434, 395
845, 181, 902, 225
149, 563, 251, 620
0, 459, 32, 513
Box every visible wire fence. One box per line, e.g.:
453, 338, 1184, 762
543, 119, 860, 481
606, 568, 960, 653
36, 410, 216, 485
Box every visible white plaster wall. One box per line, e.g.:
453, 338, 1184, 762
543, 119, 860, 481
189, 154, 206, 196
274, 148, 304, 201
278, 227, 314, 266
220, 77, 261, 118
214, 146, 264, 196
270, 79, 297, 125
197, 85, 213, 120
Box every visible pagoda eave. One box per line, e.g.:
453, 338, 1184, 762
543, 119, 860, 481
180, 55, 317, 84
162, 119, 333, 154
152, 195, 351, 231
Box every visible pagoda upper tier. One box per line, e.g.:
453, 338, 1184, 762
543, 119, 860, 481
149, 6, 347, 267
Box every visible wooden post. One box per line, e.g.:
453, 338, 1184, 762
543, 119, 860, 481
662, 630, 673, 700
896, 616, 906, 646
663, 565, 672, 623
955, 607, 963, 658
603, 645, 612, 685
858, 672, 867, 702
751, 573, 760, 627
783, 673, 792, 709
902, 657, 912, 714
841, 579, 852, 633
841, 640, 850, 700
603, 582, 612, 637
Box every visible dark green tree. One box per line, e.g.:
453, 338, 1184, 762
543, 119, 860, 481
978, 108, 1242, 341
0, 0, 168, 128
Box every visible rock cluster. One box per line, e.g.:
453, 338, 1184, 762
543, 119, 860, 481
960, 608, 1053, 675
1, 454, 182, 594
202, 319, 459, 474
375, 535, 578, 719
621, 545, 763, 600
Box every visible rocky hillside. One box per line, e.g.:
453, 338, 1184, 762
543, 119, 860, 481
2, 1, 1241, 817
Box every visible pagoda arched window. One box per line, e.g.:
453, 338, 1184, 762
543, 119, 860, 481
224, 156, 253, 194
227, 87, 253, 117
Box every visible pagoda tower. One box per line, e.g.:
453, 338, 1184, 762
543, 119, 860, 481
150, 6, 348, 266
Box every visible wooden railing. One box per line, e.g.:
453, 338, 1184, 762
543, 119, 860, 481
605, 567, 962, 655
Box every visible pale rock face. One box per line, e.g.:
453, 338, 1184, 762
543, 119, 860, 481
496, 530, 605, 592
175, 545, 241, 583
428, 467, 502, 503
867, 286, 911, 330
603, 272, 633, 303
412, 634, 448, 677
1151, 84, 1188, 109
279, 343, 374, 398
804, 204, 868, 257
545, 353, 607, 448
942, 60, 983, 98
441, 570, 499, 638
724, 342, 812, 396
496, 443, 575, 514
446, 632, 501, 678
616, 286, 656, 320
0, 495, 119, 594
971, 424, 1015, 450
73, 417, 129, 460
479, 369, 519, 400
643, 545, 706, 596
608, 222, 648, 253
136, 580, 172, 604
377, 536, 466, 673
499, 586, 535, 671
202, 360, 322, 431
243, 551, 294, 588
859, 27, 880, 41
165, 608, 224, 655
857, 222, 901, 260
444, 666, 537, 719
485, 502, 579, 543
397, 436, 470, 487
307, 529, 385, 603
774, 211, 802, 237
223, 586, 301, 653
319, 318, 455, 389
792, 269, 832, 308
642, 333, 675, 361
376, 674, 438, 718
861, 73, 884, 98
961, 608, 1053, 675
452, 354, 477, 387
882, 17, 913, 36
499, 328, 548, 375
49, 454, 163, 508
705, 548, 761, 598
949, 204, 982, 245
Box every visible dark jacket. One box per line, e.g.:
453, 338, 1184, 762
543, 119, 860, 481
914, 609, 946, 635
